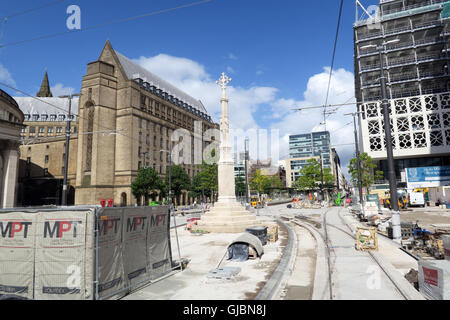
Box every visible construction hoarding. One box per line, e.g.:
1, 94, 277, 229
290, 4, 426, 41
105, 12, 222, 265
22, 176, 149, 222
443, 235, 450, 261
0, 211, 38, 299
418, 259, 450, 300
96, 206, 172, 299
0, 206, 173, 300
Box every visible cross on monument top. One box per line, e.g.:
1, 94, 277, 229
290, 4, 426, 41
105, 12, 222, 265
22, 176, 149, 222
216, 72, 232, 90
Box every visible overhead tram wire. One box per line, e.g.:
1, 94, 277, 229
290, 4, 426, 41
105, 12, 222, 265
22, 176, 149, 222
322, 0, 344, 130
0, 0, 213, 49
0, 81, 142, 147
0, 0, 66, 20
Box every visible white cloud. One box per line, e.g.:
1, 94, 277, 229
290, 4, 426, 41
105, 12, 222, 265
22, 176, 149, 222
270, 67, 356, 177
51, 83, 76, 97
132, 54, 356, 178
227, 53, 238, 60
133, 54, 278, 131
226, 66, 235, 74
0, 64, 16, 87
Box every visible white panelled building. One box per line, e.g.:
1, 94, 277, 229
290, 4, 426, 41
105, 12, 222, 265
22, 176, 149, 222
354, 0, 450, 190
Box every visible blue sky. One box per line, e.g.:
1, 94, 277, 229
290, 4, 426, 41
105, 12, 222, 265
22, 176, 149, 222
0, 0, 380, 171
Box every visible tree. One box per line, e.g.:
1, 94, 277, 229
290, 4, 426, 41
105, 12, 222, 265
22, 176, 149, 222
165, 165, 191, 203
249, 170, 270, 196
131, 167, 165, 205
292, 159, 334, 191
190, 162, 218, 203
235, 176, 246, 197
348, 152, 384, 190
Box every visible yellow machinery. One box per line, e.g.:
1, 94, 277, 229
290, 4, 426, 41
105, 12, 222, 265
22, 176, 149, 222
250, 197, 264, 209
384, 189, 409, 210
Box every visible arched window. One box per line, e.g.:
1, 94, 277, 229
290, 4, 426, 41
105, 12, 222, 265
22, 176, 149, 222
121, 192, 127, 207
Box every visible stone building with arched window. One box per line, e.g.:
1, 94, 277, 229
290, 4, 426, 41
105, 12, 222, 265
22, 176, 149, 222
15, 41, 218, 207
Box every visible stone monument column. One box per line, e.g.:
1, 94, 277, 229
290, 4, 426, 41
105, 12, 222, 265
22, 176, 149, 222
217, 73, 237, 204
195, 73, 260, 233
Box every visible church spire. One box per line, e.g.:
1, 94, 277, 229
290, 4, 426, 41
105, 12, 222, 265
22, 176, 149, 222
36, 71, 53, 97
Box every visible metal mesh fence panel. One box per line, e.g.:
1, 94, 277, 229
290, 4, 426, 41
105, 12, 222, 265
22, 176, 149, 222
95, 206, 173, 300
0, 208, 95, 300
0, 206, 174, 300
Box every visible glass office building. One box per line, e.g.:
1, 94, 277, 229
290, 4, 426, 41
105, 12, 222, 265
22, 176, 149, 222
289, 131, 332, 167
287, 131, 333, 187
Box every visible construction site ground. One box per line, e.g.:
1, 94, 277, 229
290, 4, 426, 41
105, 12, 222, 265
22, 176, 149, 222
123, 204, 428, 300
395, 207, 450, 231
122, 215, 286, 300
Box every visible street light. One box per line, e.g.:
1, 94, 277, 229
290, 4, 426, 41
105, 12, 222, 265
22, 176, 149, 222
60, 93, 80, 206
159, 149, 173, 210
360, 39, 402, 244
344, 111, 365, 219
160, 146, 182, 271
244, 137, 249, 206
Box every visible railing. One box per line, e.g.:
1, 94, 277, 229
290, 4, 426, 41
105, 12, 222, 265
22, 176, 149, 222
361, 72, 448, 87
381, 0, 446, 16
359, 37, 445, 57
355, 0, 446, 27
360, 53, 446, 72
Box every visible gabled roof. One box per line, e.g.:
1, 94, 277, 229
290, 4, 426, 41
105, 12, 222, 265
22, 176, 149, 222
14, 97, 79, 118
114, 50, 209, 115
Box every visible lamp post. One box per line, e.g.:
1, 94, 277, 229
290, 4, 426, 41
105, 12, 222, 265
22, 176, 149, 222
160, 147, 182, 271
160, 149, 173, 210
345, 111, 365, 219
244, 137, 249, 205
361, 39, 402, 243
60, 93, 80, 206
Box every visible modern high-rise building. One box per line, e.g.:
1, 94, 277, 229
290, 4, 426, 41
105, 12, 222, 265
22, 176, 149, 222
354, 0, 450, 189
286, 131, 344, 188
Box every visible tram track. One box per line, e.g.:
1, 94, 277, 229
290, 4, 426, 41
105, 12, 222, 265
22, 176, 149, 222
287, 207, 412, 300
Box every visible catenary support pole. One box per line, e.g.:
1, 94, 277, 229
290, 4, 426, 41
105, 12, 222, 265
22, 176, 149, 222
379, 47, 401, 244
60, 93, 80, 206
351, 113, 365, 218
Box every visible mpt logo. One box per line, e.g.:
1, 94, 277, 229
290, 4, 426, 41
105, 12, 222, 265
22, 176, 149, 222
44, 221, 82, 238
0, 221, 32, 238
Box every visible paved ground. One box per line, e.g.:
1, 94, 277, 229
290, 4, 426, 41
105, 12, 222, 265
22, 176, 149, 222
395, 207, 450, 231
122, 214, 285, 300
266, 204, 421, 300
326, 208, 405, 300
123, 204, 424, 300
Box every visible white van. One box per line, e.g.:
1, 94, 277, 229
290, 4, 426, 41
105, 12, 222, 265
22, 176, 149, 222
409, 191, 425, 207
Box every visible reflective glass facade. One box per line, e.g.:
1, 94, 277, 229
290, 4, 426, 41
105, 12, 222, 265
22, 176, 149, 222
289, 131, 332, 168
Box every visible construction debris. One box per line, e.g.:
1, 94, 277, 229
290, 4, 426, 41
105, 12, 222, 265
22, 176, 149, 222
266, 224, 279, 243
444, 235, 450, 261
404, 269, 419, 290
